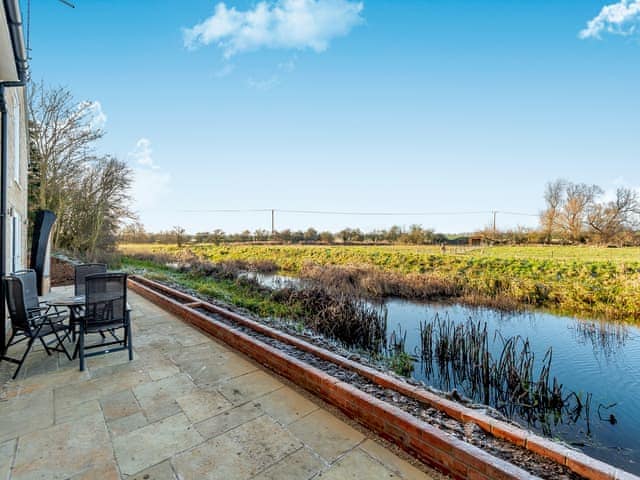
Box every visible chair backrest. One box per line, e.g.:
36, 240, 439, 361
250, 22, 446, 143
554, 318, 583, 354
84, 273, 128, 328
14, 269, 39, 313
75, 263, 107, 296
2, 276, 32, 333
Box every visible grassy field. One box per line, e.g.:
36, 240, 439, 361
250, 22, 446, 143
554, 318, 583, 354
118, 243, 640, 323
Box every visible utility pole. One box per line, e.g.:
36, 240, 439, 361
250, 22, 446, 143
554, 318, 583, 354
271, 209, 275, 236
492, 211, 497, 240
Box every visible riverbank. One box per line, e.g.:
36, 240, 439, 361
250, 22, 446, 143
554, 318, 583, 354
118, 243, 640, 323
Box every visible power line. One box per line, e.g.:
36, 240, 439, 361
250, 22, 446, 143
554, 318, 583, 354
499, 211, 539, 217
276, 209, 491, 216
180, 209, 272, 213
178, 208, 538, 217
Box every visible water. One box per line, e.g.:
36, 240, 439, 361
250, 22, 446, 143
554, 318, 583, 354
240, 271, 298, 289
250, 273, 640, 473
386, 300, 640, 473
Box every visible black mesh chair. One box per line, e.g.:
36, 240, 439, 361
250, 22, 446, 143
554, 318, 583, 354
71, 263, 107, 340
74, 263, 107, 296
1, 275, 71, 379
14, 269, 62, 320
76, 272, 132, 371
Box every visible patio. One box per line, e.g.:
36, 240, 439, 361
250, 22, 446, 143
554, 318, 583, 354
0, 287, 438, 480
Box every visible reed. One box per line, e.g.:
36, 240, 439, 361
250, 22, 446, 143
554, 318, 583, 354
419, 314, 594, 434
275, 285, 388, 352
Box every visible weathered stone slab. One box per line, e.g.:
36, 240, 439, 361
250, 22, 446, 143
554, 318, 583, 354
0, 390, 53, 443
133, 373, 196, 423
54, 369, 150, 412
361, 439, 432, 480
320, 448, 400, 479
252, 447, 325, 480
176, 390, 233, 423
107, 411, 148, 437
195, 401, 264, 439
226, 416, 302, 472
11, 413, 113, 480
0, 439, 17, 480
174, 417, 300, 480
113, 412, 202, 475
218, 370, 283, 405
129, 460, 177, 480
289, 409, 364, 462
67, 461, 120, 480
258, 387, 319, 425
100, 389, 140, 421
55, 399, 102, 425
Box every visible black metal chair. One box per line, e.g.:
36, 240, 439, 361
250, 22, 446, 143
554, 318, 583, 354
14, 269, 62, 320
74, 263, 107, 296
76, 272, 132, 371
1, 275, 71, 379
71, 263, 107, 340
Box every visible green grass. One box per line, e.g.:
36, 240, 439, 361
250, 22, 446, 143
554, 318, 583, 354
120, 257, 295, 319
119, 243, 640, 323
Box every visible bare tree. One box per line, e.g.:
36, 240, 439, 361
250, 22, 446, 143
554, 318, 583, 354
173, 226, 186, 247
558, 182, 602, 243
29, 82, 134, 259
540, 179, 565, 243
587, 187, 640, 244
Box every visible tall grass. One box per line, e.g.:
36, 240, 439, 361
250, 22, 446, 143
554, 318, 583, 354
120, 252, 387, 352
119, 243, 640, 322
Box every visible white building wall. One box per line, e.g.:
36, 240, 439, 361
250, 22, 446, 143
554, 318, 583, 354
5, 86, 28, 272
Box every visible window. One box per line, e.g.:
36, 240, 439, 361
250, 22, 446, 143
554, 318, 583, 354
13, 92, 20, 184
12, 212, 22, 272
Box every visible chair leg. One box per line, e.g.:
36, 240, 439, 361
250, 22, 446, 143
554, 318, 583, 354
71, 315, 77, 343
1, 331, 16, 357
126, 318, 133, 361
39, 337, 51, 355
50, 325, 72, 361
79, 325, 85, 372
11, 337, 35, 380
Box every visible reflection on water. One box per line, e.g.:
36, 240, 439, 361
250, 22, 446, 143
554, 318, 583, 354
240, 271, 298, 289
387, 300, 640, 474
250, 273, 640, 473
569, 320, 629, 359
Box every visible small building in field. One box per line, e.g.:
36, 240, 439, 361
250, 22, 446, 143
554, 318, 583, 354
468, 235, 484, 247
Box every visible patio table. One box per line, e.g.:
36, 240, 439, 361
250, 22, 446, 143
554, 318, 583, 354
46, 294, 131, 346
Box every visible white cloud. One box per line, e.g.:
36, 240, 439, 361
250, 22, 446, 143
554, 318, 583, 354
129, 138, 155, 168
82, 100, 107, 130
128, 138, 171, 211
579, 0, 640, 39
183, 0, 364, 58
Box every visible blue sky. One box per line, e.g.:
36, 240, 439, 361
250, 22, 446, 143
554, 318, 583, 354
26, 0, 640, 234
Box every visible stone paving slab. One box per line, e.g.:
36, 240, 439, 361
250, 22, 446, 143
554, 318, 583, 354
0, 287, 439, 480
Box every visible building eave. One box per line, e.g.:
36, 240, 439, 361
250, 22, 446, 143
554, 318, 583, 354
1, 0, 27, 83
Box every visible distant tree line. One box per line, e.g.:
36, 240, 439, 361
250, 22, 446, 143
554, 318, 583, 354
118, 223, 454, 246
118, 179, 640, 248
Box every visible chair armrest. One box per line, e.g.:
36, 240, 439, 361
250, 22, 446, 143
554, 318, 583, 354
34, 310, 69, 325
